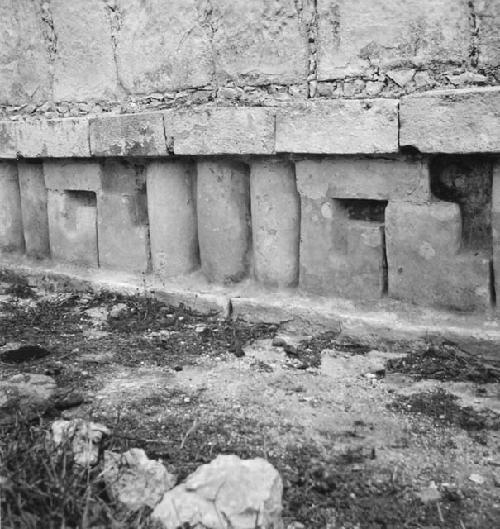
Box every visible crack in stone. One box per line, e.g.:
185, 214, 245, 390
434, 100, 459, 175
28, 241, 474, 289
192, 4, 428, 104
102, 0, 129, 96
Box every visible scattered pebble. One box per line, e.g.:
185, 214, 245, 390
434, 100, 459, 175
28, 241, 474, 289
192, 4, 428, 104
469, 473, 485, 485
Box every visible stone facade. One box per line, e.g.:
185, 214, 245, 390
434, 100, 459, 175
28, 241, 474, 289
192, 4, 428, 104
1, 3, 500, 316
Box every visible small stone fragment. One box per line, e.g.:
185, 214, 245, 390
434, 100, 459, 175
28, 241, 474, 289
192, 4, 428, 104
50, 419, 109, 467
103, 448, 176, 512
468, 473, 485, 485
109, 302, 128, 319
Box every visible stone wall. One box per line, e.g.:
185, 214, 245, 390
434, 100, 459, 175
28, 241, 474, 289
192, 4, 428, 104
1, 1, 499, 120
1, 1, 500, 315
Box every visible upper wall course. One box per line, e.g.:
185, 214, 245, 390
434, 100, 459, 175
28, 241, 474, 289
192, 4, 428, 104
400, 87, 500, 153
0, 0, 51, 105
51, 0, 118, 101
114, 0, 212, 93
317, 0, 471, 81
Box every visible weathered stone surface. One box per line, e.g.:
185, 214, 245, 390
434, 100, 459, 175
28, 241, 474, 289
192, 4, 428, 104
147, 161, 199, 277
90, 113, 168, 157
296, 158, 430, 202
0, 162, 24, 252
103, 449, 176, 512
0, 374, 56, 425
197, 160, 251, 283
476, 1, 500, 69
400, 88, 500, 153
317, 0, 470, 80
165, 107, 275, 155
115, 0, 212, 93
212, 0, 307, 86
299, 198, 385, 299
0, 0, 51, 105
250, 160, 299, 287
51, 0, 117, 100
17, 119, 90, 158
0, 122, 17, 159
275, 100, 398, 154
98, 161, 149, 273
44, 161, 102, 192
151, 455, 283, 529
47, 190, 99, 267
386, 202, 491, 311
18, 162, 50, 258
51, 419, 109, 467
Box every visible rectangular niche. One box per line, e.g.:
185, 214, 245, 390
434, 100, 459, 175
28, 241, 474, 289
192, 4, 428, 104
47, 190, 99, 266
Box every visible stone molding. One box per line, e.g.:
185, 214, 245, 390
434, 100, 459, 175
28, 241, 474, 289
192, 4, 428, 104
2, 88, 500, 158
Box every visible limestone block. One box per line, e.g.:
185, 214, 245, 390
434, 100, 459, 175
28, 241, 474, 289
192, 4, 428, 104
89, 113, 168, 157
299, 198, 385, 299
0, 162, 24, 252
0, 122, 17, 159
197, 160, 251, 283
17, 119, 90, 158
115, 0, 212, 93
296, 158, 430, 202
400, 88, 500, 153
51, 0, 117, 100
386, 202, 490, 311
98, 161, 149, 273
250, 159, 299, 287
47, 190, 99, 267
147, 161, 199, 278
18, 162, 49, 258
476, 1, 500, 69
43, 161, 102, 192
212, 0, 307, 85
0, 0, 51, 105
317, 0, 470, 80
275, 100, 398, 154
165, 107, 275, 155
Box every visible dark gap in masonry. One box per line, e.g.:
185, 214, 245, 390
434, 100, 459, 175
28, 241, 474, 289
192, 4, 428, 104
65, 190, 97, 207
381, 227, 389, 296
489, 259, 497, 308
334, 198, 388, 222
430, 155, 493, 254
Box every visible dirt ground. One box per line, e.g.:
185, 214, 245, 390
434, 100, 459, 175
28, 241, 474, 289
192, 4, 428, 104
1, 268, 500, 529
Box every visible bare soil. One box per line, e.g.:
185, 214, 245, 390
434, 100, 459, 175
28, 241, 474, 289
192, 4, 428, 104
1, 268, 500, 529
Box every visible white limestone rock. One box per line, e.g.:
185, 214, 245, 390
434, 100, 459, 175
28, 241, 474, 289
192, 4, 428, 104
151, 454, 284, 529
103, 448, 176, 512
51, 419, 110, 467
